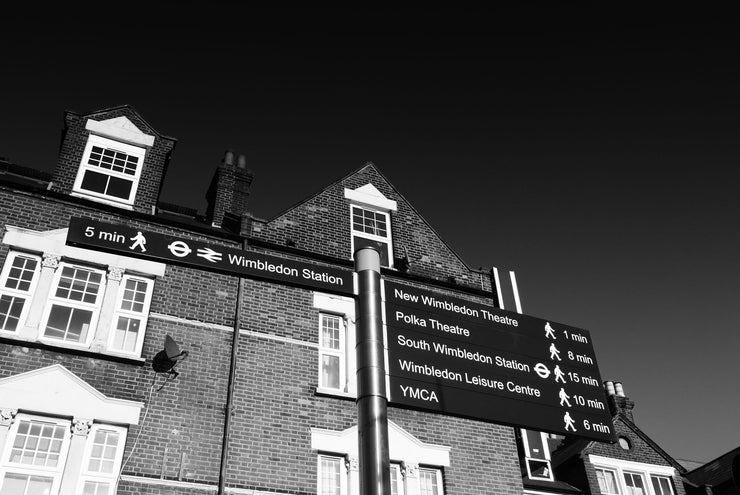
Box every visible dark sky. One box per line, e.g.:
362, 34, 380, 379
3, 4, 739, 465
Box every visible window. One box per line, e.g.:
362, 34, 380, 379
319, 314, 346, 391
73, 134, 145, 206
318, 455, 345, 495
590, 456, 678, 495
109, 275, 153, 354
0, 415, 71, 495
650, 476, 674, 495
390, 463, 403, 495
350, 205, 393, 267
419, 468, 443, 495
0, 238, 162, 358
312, 421, 449, 495
521, 429, 554, 481
0, 413, 127, 495
314, 293, 355, 396
0, 252, 41, 332
624, 472, 647, 495
41, 263, 106, 345
78, 425, 126, 495
596, 467, 620, 495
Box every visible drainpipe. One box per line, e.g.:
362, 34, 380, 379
218, 240, 247, 495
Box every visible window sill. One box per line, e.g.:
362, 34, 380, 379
0, 333, 146, 365
315, 387, 356, 400
70, 192, 135, 210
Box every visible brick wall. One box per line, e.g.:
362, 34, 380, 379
0, 183, 521, 495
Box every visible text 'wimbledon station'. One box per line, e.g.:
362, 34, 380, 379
383, 280, 615, 442
65, 217, 353, 296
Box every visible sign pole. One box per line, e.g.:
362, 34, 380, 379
354, 247, 390, 495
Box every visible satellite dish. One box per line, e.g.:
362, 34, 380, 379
152, 335, 189, 376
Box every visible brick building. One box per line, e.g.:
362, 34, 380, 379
0, 105, 689, 495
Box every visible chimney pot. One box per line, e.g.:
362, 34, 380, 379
237, 154, 247, 169
615, 382, 625, 397
224, 150, 235, 166
604, 381, 615, 396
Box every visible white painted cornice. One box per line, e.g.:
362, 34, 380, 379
344, 183, 397, 211
86, 116, 155, 147
0, 364, 143, 425
311, 420, 450, 466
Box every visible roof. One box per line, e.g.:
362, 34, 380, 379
684, 446, 740, 489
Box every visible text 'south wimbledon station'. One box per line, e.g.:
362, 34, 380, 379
65, 218, 353, 296
384, 281, 615, 441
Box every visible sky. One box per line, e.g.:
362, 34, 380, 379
2, 4, 739, 466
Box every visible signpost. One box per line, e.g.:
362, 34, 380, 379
384, 280, 615, 442
65, 217, 614, 442
65, 215, 616, 495
65, 217, 353, 296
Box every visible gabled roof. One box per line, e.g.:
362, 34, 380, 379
265, 162, 478, 272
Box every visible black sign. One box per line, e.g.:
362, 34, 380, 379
66, 218, 354, 296
384, 280, 615, 442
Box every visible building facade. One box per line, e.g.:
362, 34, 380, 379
0, 105, 688, 495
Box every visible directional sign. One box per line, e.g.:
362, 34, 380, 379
384, 280, 615, 442
66, 218, 354, 296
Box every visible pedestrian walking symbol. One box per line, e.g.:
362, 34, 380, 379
559, 388, 571, 407
554, 365, 566, 384
549, 342, 561, 361
129, 232, 147, 252
545, 322, 556, 339
563, 411, 577, 432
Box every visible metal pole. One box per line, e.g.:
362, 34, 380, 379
354, 247, 390, 495
218, 241, 247, 495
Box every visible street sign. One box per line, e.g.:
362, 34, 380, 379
384, 280, 616, 442
65, 218, 354, 296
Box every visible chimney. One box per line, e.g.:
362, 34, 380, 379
603, 380, 636, 422
206, 150, 254, 228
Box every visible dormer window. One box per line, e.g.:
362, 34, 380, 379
344, 184, 397, 268
71, 117, 155, 209
73, 135, 144, 207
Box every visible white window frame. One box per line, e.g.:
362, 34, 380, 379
418, 467, 444, 495
521, 429, 554, 481
318, 455, 347, 495
390, 462, 404, 495
314, 293, 356, 397
0, 413, 72, 495
107, 274, 154, 356
595, 466, 621, 495
76, 424, 127, 495
318, 313, 347, 392
589, 455, 677, 495
349, 204, 394, 268
623, 471, 648, 495
0, 251, 41, 334
649, 475, 675, 495
39, 262, 107, 348
72, 134, 145, 208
